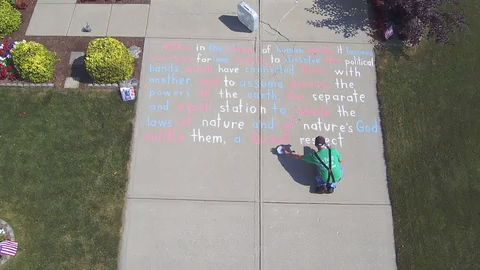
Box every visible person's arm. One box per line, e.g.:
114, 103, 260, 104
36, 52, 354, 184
284, 149, 303, 160
333, 148, 343, 163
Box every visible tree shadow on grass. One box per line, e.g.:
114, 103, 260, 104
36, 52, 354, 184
305, 0, 373, 39
303, 0, 416, 59
271, 145, 319, 193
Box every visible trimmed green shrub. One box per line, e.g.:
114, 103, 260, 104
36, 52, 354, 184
11, 41, 56, 83
85, 37, 134, 84
0, 0, 22, 38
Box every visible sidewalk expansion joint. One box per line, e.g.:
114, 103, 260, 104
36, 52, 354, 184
66, 3, 77, 37
127, 196, 256, 204
144, 36, 256, 41
148, 12, 237, 16
263, 201, 392, 206
126, 196, 391, 207
141, 36, 372, 45
265, 39, 374, 45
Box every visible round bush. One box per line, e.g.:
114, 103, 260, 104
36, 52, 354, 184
11, 41, 56, 83
0, 0, 22, 38
85, 37, 134, 84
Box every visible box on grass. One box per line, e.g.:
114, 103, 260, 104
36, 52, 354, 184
119, 80, 136, 101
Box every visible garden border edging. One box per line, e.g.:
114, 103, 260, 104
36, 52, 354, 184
0, 82, 54, 88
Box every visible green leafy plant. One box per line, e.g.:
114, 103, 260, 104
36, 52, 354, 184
11, 41, 56, 83
0, 0, 22, 38
85, 37, 134, 84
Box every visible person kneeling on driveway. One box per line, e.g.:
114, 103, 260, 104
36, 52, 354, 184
284, 136, 344, 194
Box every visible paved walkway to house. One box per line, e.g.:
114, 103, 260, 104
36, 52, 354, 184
27, 0, 397, 269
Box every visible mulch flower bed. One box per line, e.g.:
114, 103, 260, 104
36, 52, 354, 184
1, 0, 145, 88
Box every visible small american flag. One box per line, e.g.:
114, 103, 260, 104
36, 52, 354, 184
384, 25, 394, 40
0, 240, 18, 256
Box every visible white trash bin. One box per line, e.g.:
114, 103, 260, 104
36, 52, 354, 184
237, 1, 259, 32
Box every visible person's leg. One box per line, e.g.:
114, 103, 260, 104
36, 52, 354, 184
326, 164, 343, 192
315, 176, 327, 193
332, 164, 344, 189
316, 175, 326, 186
326, 182, 336, 194
315, 166, 327, 192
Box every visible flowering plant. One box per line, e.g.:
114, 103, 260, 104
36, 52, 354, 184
13, 0, 28, 10
0, 227, 6, 241
0, 39, 25, 80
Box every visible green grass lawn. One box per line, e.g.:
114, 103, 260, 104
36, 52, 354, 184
0, 88, 135, 269
376, 1, 480, 269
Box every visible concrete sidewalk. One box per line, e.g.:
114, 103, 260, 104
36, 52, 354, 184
26, 2, 150, 37
119, 0, 397, 269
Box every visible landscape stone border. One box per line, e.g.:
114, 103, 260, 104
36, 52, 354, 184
0, 219, 16, 265
87, 82, 139, 88
0, 83, 55, 88
0, 82, 137, 89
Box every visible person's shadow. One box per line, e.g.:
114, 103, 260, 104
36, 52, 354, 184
271, 145, 319, 193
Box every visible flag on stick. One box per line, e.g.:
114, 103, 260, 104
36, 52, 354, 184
385, 25, 394, 40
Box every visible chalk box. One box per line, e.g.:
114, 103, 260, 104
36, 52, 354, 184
120, 86, 136, 101
237, 1, 259, 32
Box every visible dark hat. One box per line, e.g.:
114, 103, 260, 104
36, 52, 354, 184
314, 136, 326, 146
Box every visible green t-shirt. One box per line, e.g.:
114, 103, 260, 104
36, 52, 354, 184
303, 148, 343, 183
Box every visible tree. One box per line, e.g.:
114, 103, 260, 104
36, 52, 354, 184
385, 0, 467, 45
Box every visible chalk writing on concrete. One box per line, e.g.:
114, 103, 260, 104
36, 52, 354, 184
144, 41, 378, 147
